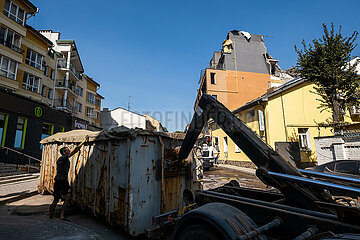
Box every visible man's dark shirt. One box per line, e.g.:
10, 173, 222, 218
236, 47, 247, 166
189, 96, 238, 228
54, 155, 70, 181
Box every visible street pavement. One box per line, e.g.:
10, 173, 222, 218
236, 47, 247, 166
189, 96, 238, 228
0, 164, 262, 239
0, 173, 39, 204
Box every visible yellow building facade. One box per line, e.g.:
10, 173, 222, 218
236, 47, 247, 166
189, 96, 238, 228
210, 78, 357, 168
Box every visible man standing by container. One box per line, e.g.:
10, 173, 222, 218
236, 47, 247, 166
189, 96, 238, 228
49, 136, 88, 220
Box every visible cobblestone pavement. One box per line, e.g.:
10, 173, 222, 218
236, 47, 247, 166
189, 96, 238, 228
203, 165, 265, 190
0, 216, 102, 240
0, 194, 133, 240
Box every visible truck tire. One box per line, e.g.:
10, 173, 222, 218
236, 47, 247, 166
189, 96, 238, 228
177, 223, 223, 240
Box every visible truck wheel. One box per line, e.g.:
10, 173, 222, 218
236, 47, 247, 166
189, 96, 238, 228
177, 223, 223, 240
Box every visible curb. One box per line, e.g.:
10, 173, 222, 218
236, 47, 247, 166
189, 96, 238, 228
0, 191, 38, 205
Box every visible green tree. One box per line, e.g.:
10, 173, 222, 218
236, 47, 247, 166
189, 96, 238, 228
296, 23, 359, 132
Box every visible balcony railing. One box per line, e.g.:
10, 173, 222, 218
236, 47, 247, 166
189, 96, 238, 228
57, 59, 82, 80
54, 98, 75, 112
0, 37, 24, 54
55, 79, 76, 93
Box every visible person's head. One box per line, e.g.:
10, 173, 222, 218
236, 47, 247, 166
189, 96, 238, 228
60, 147, 70, 156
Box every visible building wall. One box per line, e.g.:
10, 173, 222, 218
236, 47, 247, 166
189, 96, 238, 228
315, 136, 360, 165
211, 81, 337, 166
204, 69, 270, 111
17, 27, 55, 106
211, 104, 265, 162
101, 108, 146, 130
223, 32, 269, 74
0, 90, 71, 162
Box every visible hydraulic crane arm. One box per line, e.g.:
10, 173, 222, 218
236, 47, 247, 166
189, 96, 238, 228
178, 94, 332, 209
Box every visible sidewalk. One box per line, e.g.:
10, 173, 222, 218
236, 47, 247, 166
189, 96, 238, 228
0, 216, 102, 240
218, 164, 256, 175
0, 174, 39, 204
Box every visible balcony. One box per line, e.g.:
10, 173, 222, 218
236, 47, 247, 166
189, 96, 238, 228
54, 98, 75, 113
55, 80, 77, 96
0, 37, 24, 54
57, 59, 82, 80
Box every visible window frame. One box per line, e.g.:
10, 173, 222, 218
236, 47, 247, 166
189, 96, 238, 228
87, 92, 95, 104
75, 101, 82, 112
75, 86, 83, 96
48, 88, 53, 99
210, 72, 216, 84
0, 55, 17, 80
3, 0, 26, 26
41, 84, 47, 97
14, 117, 27, 149
22, 72, 40, 93
26, 48, 44, 70
0, 112, 9, 147
95, 98, 100, 107
0, 25, 22, 52
298, 128, 311, 151
86, 107, 94, 117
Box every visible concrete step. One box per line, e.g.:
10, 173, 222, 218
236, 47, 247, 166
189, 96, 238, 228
0, 174, 39, 185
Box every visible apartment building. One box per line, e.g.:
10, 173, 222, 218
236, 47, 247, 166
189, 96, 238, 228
0, 0, 72, 163
194, 30, 292, 111
40, 30, 103, 130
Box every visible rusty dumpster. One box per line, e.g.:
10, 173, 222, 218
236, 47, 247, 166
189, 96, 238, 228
38, 127, 201, 236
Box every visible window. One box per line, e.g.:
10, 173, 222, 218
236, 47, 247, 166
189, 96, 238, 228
40, 123, 53, 149
95, 98, 100, 107
0, 55, 17, 80
247, 109, 255, 119
26, 49, 43, 70
3, 0, 26, 25
86, 107, 94, 117
75, 86, 83, 96
94, 111, 99, 119
212, 95, 217, 100
0, 26, 22, 53
43, 65, 49, 76
50, 69, 55, 80
41, 85, 46, 97
298, 128, 311, 151
210, 72, 216, 84
235, 144, 241, 153
87, 92, 95, 104
223, 137, 228, 153
22, 72, 40, 93
48, 88, 53, 99
14, 117, 27, 149
59, 126, 65, 132
75, 102, 82, 112
0, 113, 8, 146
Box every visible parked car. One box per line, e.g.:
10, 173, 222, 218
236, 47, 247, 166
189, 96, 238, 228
308, 160, 360, 179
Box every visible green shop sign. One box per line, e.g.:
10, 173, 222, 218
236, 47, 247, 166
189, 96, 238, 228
34, 107, 43, 117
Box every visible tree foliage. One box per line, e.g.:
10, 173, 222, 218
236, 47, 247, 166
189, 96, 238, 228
295, 23, 359, 129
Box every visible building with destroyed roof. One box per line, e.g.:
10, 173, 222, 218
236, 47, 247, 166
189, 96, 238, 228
194, 30, 292, 111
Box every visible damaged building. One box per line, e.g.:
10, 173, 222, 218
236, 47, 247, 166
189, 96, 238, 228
194, 30, 293, 111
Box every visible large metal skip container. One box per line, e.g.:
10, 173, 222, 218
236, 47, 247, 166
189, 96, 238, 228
38, 127, 201, 236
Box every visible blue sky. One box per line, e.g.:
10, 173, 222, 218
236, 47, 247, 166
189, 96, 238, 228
29, 0, 360, 131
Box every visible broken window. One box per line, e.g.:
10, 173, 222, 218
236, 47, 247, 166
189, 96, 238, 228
210, 73, 216, 84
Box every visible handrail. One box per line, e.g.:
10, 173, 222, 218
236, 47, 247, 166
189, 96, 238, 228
0, 146, 40, 162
